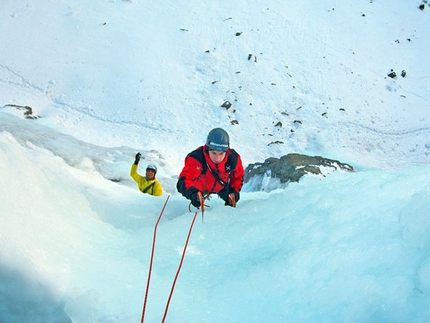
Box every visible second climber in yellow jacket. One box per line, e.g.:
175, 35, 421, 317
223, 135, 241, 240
130, 152, 163, 196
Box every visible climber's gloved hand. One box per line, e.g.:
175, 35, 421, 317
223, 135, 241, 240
225, 190, 239, 207
218, 186, 230, 204
134, 152, 141, 165
190, 191, 203, 208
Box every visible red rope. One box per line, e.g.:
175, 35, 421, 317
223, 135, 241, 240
140, 194, 170, 323
161, 210, 198, 323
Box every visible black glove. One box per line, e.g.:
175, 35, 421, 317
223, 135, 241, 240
225, 190, 240, 207
232, 190, 240, 203
134, 152, 141, 165
218, 186, 230, 203
190, 191, 202, 208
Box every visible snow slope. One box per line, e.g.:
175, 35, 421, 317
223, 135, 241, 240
1, 0, 429, 169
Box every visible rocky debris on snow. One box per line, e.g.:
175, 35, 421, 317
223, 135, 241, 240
2, 104, 40, 119
387, 69, 397, 78
268, 140, 284, 146
220, 100, 239, 125
247, 54, 257, 62
244, 153, 354, 186
221, 101, 232, 110
387, 69, 407, 79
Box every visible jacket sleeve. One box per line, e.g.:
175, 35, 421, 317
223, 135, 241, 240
229, 153, 244, 193
130, 164, 142, 183
176, 154, 202, 199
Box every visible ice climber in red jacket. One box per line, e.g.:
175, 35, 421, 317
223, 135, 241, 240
177, 128, 244, 208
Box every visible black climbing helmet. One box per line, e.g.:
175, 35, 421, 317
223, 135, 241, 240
206, 128, 229, 152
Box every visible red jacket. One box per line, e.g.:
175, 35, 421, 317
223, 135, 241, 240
177, 145, 244, 201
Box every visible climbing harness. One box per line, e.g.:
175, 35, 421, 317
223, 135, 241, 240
141, 182, 155, 194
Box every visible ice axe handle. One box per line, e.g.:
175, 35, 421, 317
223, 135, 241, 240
228, 193, 236, 208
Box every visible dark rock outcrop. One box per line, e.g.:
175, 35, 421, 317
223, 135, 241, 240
3, 104, 40, 119
244, 153, 354, 186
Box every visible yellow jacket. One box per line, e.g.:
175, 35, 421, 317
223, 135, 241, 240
130, 164, 163, 196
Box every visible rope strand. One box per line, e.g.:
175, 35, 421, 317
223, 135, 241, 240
161, 211, 198, 322
140, 194, 170, 323
141, 194, 205, 322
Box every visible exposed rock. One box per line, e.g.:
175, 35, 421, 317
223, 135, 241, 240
221, 101, 232, 109
387, 69, 396, 78
3, 104, 40, 119
268, 140, 284, 146
244, 153, 354, 189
